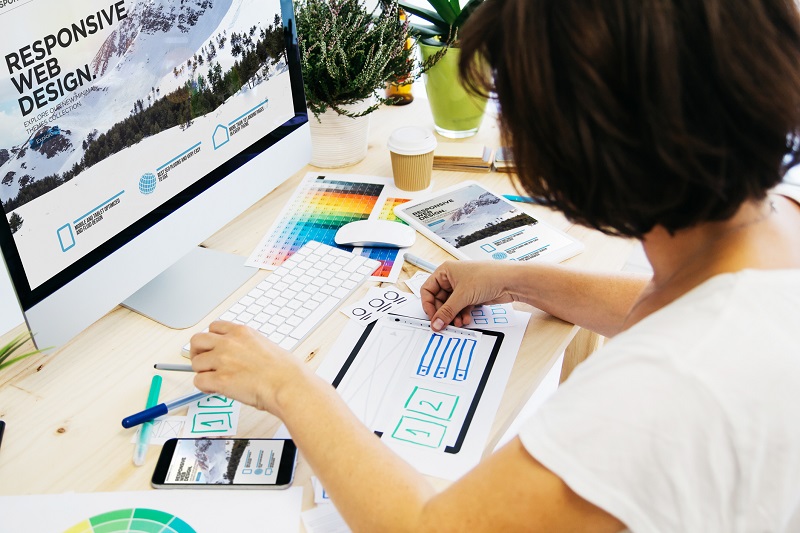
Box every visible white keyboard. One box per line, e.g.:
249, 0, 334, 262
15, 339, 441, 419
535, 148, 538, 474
183, 241, 380, 355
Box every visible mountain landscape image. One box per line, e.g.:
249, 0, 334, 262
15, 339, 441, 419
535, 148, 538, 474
1, 0, 288, 226
431, 187, 538, 248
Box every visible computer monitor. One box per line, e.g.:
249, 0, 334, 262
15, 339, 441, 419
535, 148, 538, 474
0, 0, 310, 349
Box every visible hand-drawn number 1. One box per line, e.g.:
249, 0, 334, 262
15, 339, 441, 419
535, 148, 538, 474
391, 416, 446, 448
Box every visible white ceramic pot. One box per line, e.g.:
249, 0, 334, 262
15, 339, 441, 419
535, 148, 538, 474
308, 98, 373, 168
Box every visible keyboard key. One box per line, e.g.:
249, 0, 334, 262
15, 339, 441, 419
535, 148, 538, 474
279, 338, 297, 350
311, 292, 327, 302
259, 323, 277, 335
220, 311, 238, 322
289, 297, 338, 340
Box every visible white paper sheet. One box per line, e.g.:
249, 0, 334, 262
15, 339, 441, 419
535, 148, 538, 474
130, 416, 187, 445
0, 488, 303, 533
302, 504, 351, 533
315, 300, 530, 480
181, 394, 241, 437
339, 285, 414, 323
494, 352, 563, 451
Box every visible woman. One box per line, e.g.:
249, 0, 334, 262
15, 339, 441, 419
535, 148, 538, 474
190, 0, 800, 530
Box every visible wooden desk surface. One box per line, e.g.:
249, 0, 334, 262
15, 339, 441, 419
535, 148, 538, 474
0, 98, 632, 510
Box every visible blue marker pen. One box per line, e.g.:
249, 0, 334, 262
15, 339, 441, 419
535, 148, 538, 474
122, 390, 208, 428
502, 194, 544, 205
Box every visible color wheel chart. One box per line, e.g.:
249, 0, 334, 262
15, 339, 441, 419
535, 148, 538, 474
246, 174, 411, 281
64, 508, 195, 533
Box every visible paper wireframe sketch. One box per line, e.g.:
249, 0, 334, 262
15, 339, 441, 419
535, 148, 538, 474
315, 305, 529, 480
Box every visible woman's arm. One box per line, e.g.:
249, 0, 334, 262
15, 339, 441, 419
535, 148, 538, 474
422, 261, 649, 338
190, 321, 624, 533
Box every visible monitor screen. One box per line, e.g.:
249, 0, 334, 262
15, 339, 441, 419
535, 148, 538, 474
0, 0, 309, 345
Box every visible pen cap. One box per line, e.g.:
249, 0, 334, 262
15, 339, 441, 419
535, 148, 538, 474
387, 126, 437, 191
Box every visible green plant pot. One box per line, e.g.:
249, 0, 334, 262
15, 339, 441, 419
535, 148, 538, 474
420, 43, 488, 138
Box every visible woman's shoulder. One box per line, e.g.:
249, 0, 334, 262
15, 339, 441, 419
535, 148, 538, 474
774, 170, 800, 205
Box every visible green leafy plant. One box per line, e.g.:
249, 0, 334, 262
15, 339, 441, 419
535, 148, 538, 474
0, 332, 45, 371
398, 0, 485, 47
296, 0, 425, 118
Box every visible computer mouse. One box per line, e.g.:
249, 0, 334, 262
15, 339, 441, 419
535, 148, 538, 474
335, 220, 416, 248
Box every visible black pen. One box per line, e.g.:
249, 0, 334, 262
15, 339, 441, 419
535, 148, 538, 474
0, 420, 5, 452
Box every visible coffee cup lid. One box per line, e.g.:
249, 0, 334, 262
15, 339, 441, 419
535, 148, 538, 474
387, 126, 437, 156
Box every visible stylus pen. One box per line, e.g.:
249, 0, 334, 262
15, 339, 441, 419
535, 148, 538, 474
154, 363, 193, 372
122, 390, 208, 429
502, 194, 545, 205
133, 375, 162, 466
404, 253, 440, 273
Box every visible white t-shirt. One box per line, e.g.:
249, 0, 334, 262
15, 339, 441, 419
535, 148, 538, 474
519, 269, 800, 533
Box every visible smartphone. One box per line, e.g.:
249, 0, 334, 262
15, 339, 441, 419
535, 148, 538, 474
152, 438, 297, 489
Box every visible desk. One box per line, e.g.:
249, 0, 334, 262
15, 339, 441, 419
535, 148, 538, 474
0, 98, 633, 514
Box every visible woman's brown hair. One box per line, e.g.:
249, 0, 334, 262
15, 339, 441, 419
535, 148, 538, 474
460, 0, 800, 238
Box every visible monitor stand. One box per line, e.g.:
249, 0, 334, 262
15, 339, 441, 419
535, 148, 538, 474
121, 246, 258, 329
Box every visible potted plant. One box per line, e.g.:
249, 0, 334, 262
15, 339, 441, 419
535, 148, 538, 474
296, 0, 422, 168
0, 331, 45, 371
399, 0, 487, 138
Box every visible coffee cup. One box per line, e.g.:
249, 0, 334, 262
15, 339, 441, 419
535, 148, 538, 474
387, 126, 437, 191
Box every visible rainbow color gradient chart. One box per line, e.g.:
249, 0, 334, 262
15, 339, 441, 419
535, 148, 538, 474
64, 508, 195, 533
359, 196, 412, 278
246, 174, 415, 282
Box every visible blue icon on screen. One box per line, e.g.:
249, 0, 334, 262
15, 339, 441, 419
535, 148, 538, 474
492, 252, 508, 260
139, 173, 157, 195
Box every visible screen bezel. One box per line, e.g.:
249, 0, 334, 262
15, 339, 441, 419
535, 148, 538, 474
152, 438, 298, 488
0, 4, 308, 312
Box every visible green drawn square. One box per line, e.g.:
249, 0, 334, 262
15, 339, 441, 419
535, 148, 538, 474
391, 416, 447, 448
190, 411, 233, 433
403, 386, 459, 421
196, 395, 234, 408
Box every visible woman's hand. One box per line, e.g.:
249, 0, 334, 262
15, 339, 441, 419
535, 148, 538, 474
420, 261, 513, 331
189, 320, 306, 416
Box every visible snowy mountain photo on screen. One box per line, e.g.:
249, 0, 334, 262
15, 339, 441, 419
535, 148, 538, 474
424, 184, 539, 249
1, 0, 288, 228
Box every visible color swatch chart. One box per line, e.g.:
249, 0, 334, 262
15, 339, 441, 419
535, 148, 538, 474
247, 174, 413, 282
359, 196, 411, 278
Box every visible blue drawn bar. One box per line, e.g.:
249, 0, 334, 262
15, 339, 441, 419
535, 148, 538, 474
73, 190, 125, 224
454, 339, 476, 381
157, 142, 202, 172
228, 98, 270, 127
417, 334, 442, 376
435, 338, 460, 379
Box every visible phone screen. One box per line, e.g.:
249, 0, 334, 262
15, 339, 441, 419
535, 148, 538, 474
155, 438, 296, 487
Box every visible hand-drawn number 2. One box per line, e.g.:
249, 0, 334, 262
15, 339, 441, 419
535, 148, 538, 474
404, 387, 459, 421
418, 400, 443, 412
